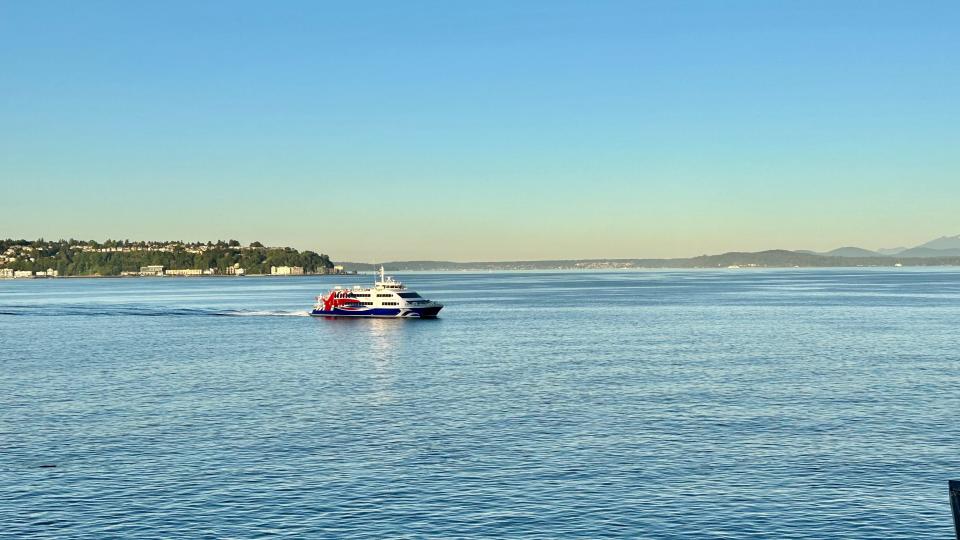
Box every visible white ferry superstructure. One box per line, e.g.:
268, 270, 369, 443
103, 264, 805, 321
310, 267, 443, 318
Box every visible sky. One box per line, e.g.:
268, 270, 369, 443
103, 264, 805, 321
1, 1, 957, 261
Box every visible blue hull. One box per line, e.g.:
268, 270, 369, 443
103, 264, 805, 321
310, 305, 442, 318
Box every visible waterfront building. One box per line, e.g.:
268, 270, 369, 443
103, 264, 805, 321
140, 265, 164, 276
14, 270, 33, 278
271, 266, 304, 276
165, 269, 204, 276
0, 268, 13, 279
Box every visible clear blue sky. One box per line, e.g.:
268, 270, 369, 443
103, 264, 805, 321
1, 1, 957, 261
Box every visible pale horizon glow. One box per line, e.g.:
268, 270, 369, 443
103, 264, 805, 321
1, 2, 957, 262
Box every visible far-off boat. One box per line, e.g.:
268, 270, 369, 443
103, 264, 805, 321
310, 267, 443, 318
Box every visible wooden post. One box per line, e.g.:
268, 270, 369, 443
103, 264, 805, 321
950, 480, 960, 540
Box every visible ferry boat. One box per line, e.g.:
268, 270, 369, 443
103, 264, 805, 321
310, 267, 443, 318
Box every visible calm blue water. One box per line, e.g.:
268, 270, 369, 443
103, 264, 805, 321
1, 269, 959, 538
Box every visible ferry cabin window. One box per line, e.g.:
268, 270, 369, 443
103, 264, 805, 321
352, 293, 371, 297
397, 292, 421, 299
376, 293, 393, 297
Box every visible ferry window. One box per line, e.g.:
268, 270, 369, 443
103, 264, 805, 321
377, 294, 392, 297
397, 292, 421, 299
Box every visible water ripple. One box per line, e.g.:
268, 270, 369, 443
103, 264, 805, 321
1, 269, 958, 538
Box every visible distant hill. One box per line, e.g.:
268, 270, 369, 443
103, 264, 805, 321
915, 234, 960, 251
0, 239, 333, 276
823, 247, 884, 257
688, 250, 845, 267
817, 233, 960, 258
896, 246, 960, 258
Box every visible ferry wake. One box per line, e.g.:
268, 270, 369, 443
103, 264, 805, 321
310, 267, 443, 318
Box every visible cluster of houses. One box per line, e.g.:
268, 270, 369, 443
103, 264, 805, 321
1, 245, 38, 266
0, 242, 195, 266
1, 241, 281, 265
266, 265, 350, 275
133, 264, 248, 277
80, 244, 181, 253
1, 264, 351, 278
269, 265, 352, 275
80, 243, 246, 255
1, 238, 353, 278
0, 268, 59, 279
132, 265, 325, 277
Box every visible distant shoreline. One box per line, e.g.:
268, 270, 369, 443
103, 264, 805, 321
5, 265, 960, 282
1, 273, 345, 281
339, 250, 960, 272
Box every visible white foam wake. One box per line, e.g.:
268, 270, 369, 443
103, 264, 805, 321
223, 310, 311, 317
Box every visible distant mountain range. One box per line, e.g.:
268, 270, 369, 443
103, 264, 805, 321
813, 235, 960, 258
822, 247, 884, 258
340, 234, 960, 271
735, 236, 960, 259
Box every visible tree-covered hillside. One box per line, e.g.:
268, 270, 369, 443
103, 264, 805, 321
0, 239, 333, 276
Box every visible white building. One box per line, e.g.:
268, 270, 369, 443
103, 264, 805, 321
165, 268, 203, 276
271, 266, 304, 276
0, 268, 13, 279
140, 265, 164, 276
